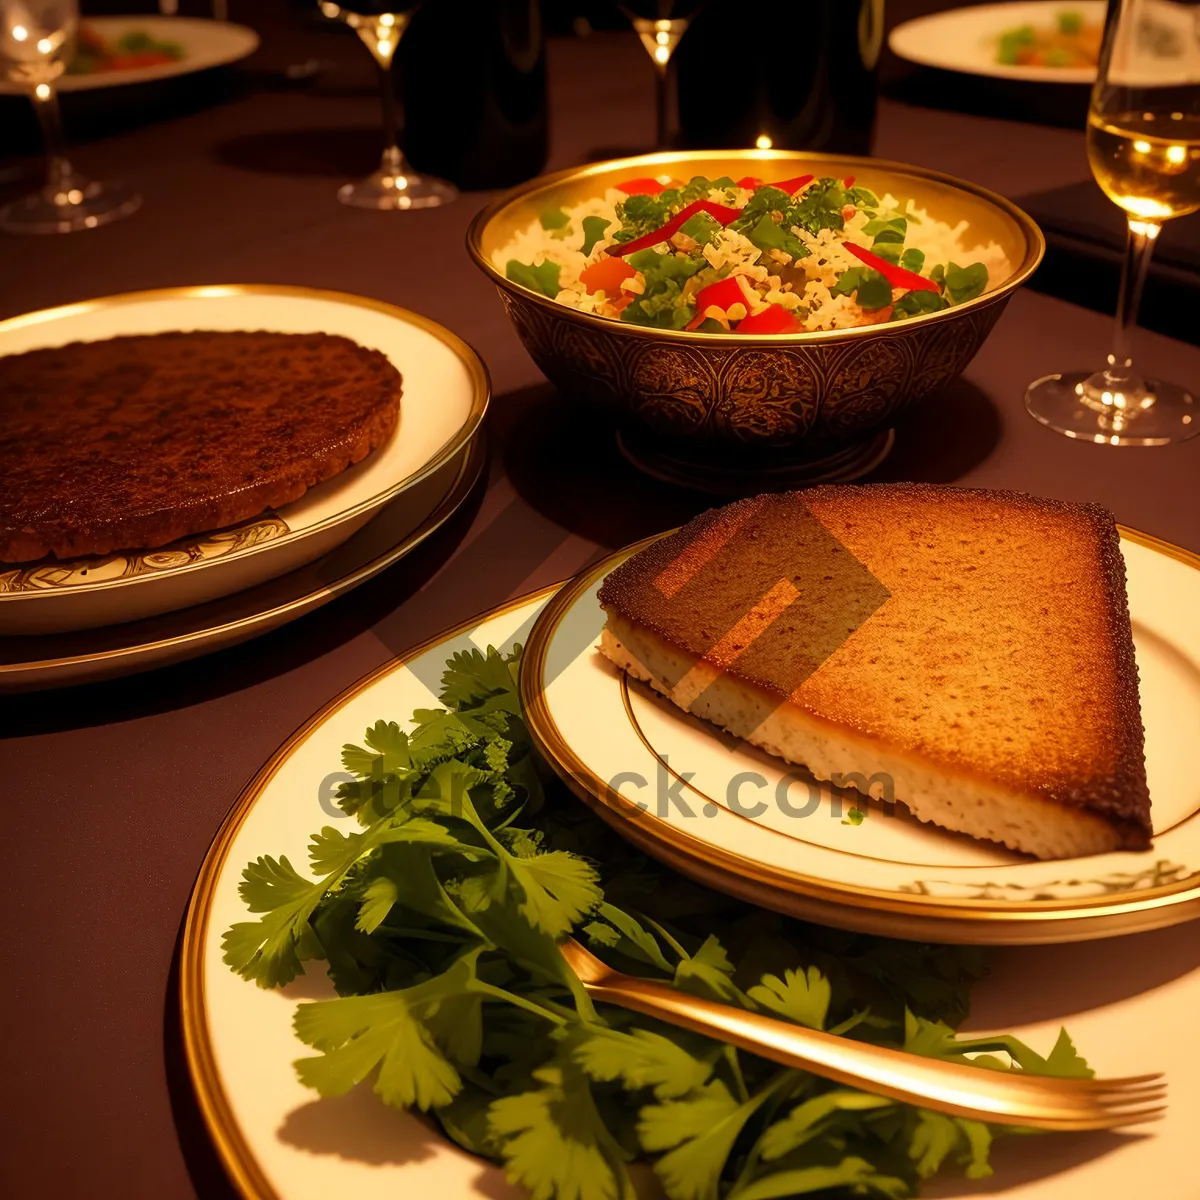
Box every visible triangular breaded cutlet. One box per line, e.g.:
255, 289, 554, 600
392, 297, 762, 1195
597, 484, 1152, 860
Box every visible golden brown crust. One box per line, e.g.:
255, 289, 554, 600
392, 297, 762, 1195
0, 331, 402, 562
598, 483, 1152, 849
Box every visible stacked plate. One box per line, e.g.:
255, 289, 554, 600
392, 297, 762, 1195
0, 285, 489, 691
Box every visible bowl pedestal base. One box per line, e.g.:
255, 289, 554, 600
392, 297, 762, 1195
614, 425, 895, 495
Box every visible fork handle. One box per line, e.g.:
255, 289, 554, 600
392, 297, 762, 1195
585, 975, 1098, 1126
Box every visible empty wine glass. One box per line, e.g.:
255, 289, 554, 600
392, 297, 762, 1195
1025, 0, 1199, 445
618, 1, 698, 150
319, 1, 456, 210
0, 0, 141, 234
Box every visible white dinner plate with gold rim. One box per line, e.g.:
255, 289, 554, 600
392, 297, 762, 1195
0, 285, 489, 635
521, 528, 1200, 946
182, 590, 1200, 1200
0, 434, 485, 692
0, 17, 260, 95
888, 1, 1107, 84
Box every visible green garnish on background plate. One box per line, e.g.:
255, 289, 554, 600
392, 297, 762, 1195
224, 645, 1092, 1200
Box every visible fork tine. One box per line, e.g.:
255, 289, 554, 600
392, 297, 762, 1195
1094, 1084, 1166, 1099
1091, 1072, 1165, 1087
1091, 1106, 1168, 1128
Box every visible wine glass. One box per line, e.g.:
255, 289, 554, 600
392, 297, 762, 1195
1025, 0, 1199, 445
0, 0, 141, 235
319, 1, 456, 210
618, 1, 698, 150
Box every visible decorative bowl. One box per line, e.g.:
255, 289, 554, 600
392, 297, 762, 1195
467, 150, 1044, 488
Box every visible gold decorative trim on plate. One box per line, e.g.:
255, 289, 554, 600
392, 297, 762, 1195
180, 586, 561, 1200
520, 525, 1200, 945
0, 435, 487, 691
0, 514, 291, 594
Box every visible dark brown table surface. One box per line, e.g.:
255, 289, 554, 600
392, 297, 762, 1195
3, 6, 1200, 1197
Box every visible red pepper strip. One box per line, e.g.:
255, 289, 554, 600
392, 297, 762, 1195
845, 243, 940, 293
771, 174, 814, 196
736, 303, 804, 334
843, 175, 856, 187
695, 275, 754, 315
607, 199, 743, 257
736, 175, 763, 189
616, 177, 665, 196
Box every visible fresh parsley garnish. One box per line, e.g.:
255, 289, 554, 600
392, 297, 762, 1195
833, 266, 893, 311
226, 644, 1094, 1200
580, 216, 611, 256
506, 259, 562, 298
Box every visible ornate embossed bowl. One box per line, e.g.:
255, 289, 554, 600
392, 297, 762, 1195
467, 150, 1044, 489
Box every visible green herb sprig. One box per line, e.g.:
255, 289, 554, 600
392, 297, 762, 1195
225, 645, 1092, 1200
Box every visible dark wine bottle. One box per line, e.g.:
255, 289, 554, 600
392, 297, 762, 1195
674, 0, 885, 154
398, 0, 548, 190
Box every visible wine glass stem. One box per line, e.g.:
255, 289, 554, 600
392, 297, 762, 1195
371, 32, 412, 178
654, 62, 669, 150
1110, 218, 1160, 376
30, 83, 73, 198
378, 62, 401, 161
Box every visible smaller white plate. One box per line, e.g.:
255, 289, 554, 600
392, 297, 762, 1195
522, 529, 1200, 946
0, 286, 489, 635
0, 16, 260, 95
889, 1, 1106, 83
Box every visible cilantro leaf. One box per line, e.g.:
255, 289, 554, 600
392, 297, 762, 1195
489, 1062, 636, 1200
678, 211, 722, 245
293, 950, 484, 1109
581, 215, 611, 256
908, 1109, 993, 1180
832, 267, 892, 311
758, 1089, 894, 1161
585, 902, 674, 973
891, 289, 948, 321
440, 645, 519, 711
732, 1157, 908, 1200
568, 1025, 713, 1100
747, 966, 831, 1030
938, 261, 989, 305
640, 1077, 783, 1200
507, 849, 603, 938
674, 935, 743, 1004
744, 213, 810, 262
506, 259, 562, 298
614, 193, 669, 241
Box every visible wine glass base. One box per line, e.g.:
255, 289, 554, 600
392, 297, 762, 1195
1025, 371, 1200, 446
337, 166, 457, 211
0, 178, 141, 235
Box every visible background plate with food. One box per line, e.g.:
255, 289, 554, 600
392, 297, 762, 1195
0, 15, 259, 94
889, 1, 1108, 84
0, 286, 488, 635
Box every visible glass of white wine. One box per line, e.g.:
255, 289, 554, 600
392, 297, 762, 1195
0, 0, 141, 235
319, 0, 456, 210
1025, 0, 1199, 445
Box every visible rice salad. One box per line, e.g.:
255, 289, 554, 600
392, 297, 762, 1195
494, 172, 1011, 335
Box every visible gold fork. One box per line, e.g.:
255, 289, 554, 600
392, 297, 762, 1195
559, 938, 1166, 1130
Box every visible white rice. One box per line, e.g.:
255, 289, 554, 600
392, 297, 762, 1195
493, 183, 1012, 334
